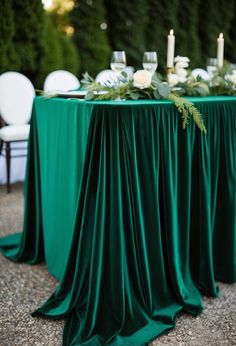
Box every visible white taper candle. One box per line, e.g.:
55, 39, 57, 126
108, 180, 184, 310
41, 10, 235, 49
167, 29, 175, 68
217, 33, 224, 68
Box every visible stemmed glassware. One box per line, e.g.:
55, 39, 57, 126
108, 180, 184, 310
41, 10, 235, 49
206, 57, 217, 78
110, 51, 126, 100
142, 51, 158, 76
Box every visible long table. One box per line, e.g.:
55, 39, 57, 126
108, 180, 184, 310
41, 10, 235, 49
1, 96, 236, 345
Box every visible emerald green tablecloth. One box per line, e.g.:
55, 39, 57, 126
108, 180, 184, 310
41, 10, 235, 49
1, 96, 236, 345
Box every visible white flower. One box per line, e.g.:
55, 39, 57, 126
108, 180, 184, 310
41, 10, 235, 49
133, 70, 152, 89
227, 73, 236, 85
175, 61, 189, 69
174, 56, 190, 63
168, 73, 179, 87
176, 68, 188, 83
173, 56, 190, 84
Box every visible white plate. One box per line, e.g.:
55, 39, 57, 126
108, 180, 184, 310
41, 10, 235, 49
57, 90, 87, 98
56, 90, 109, 99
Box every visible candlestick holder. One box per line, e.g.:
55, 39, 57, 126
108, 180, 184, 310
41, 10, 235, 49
166, 67, 174, 75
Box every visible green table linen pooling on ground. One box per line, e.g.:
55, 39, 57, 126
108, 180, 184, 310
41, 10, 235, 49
0, 96, 236, 345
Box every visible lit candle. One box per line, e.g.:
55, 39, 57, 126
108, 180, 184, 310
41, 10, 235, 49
217, 33, 224, 68
167, 29, 175, 68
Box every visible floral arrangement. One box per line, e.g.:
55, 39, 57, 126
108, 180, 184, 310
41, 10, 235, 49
168, 56, 236, 97
40, 57, 236, 134
81, 70, 207, 133
168, 56, 190, 86
81, 58, 236, 134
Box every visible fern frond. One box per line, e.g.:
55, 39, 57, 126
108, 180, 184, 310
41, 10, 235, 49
168, 93, 207, 133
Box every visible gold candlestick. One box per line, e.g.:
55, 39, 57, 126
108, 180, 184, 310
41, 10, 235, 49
166, 67, 174, 75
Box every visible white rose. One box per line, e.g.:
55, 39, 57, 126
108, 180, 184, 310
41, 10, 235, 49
174, 56, 190, 63
176, 68, 188, 83
227, 73, 236, 85
175, 61, 189, 69
133, 70, 152, 89
168, 73, 179, 87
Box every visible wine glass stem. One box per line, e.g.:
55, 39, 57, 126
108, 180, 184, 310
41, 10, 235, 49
116, 73, 121, 100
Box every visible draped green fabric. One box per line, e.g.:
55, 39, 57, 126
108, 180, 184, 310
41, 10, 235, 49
1, 96, 236, 345
0, 98, 94, 277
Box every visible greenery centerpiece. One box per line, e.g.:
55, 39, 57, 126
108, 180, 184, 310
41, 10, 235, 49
167, 57, 236, 97
81, 58, 236, 134
81, 70, 207, 133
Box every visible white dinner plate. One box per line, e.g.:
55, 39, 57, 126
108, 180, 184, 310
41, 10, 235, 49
57, 90, 87, 98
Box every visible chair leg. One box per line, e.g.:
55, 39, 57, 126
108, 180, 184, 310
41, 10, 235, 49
0, 139, 3, 155
6, 142, 11, 193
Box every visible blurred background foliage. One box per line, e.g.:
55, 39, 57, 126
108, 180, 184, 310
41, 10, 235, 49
0, 0, 235, 87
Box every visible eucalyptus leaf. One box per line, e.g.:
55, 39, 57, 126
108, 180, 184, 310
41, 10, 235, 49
85, 91, 95, 100
195, 85, 209, 96
120, 71, 128, 79
141, 90, 152, 99
152, 75, 162, 85
198, 82, 209, 92
130, 92, 140, 100
153, 89, 161, 99
157, 83, 170, 98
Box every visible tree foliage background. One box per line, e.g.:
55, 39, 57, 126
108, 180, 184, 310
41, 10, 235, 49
71, 0, 111, 77
0, 0, 236, 87
0, 0, 79, 87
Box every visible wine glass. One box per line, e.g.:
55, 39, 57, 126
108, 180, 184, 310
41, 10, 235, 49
206, 57, 217, 78
110, 51, 126, 75
110, 51, 126, 100
142, 51, 158, 76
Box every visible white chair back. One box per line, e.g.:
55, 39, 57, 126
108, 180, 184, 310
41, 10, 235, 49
0, 72, 35, 125
124, 66, 134, 79
95, 70, 117, 86
43, 70, 80, 92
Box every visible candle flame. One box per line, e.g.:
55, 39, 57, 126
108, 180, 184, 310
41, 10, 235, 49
219, 33, 223, 39
170, 29, 174, 35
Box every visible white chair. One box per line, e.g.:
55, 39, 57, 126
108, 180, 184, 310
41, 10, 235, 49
95, 70, 117, 86
0, 141, 28, 186
96, 67, 134, 87
124, 66, 134, 79
191, 68, 211, 81
43, 70, 80, 92
0, 72, 35, 192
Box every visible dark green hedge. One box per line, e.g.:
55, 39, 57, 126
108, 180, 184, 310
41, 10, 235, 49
105, 0, 147, 69
71, 0, 236, 75
0, 0, 19, 73
0, 0, 79, 88
0, 0, 235, 85
71, 0, 111, 77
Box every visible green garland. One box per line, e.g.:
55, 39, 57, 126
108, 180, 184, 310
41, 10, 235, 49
81, 71, 208, 133
40, 66, 236, 135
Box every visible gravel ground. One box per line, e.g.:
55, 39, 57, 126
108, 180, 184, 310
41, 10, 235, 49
0, 183, 236, 346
